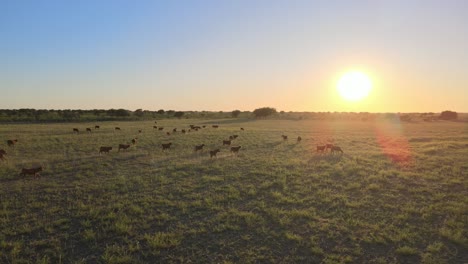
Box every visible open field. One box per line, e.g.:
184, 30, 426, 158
0, 119, 467, 263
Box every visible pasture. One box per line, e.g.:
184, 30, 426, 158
0, 119, 467, 263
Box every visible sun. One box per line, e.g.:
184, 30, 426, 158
337, 71, 372, 101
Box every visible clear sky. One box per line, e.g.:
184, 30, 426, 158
1, 0, 467, 112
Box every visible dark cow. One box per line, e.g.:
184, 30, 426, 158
118, 144, 131, 152
162, 143, 172, 151
20, 166, 42, 179
202, 125, 206, 128
138, 130, 142, 133
210, 149, 220, 158
316, 145, 326, 153
297, 136, 302, 142
331, 146, 344, 154
240, 127, 244, 131
115, 127, 121, 131
230, 146, 242, 154
73, 128, 79, 134
194, 144, 205, 152
173, 128, 177, 132
212, 125, 219, 128
153, 126, 158, 129
166, 132, 171, 136
95, 125, 100, 129
99, 146, 112, 154
281, 135, 288, 141
0, 149, 6, 155
131, 138, 138, 145
86, 128, 92, 133
223, 140, 232, 146
7, 139, 18, 147
158, 127, 164, 131
181, 129, 186, 134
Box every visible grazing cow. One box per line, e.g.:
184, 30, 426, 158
95, 125, 100, 129
202, 125, 206, 128
118, 144, 131, 152
316, 145, 326, 153
161, 143, 172, 151
331, 146, 344, 154
7, 139, 18, 147
0, 149, 6, 155
240, 127, 244, 131
232, 135, 239, 139
181, 129, 186, 134
73, 128, 79, 134
115, 127, 121, 131
326, 144, 334, 150
153, 126, 158, 129
86, 128, 92, 133
282, 135, 288, 141
138, 130, 142, 133
212, 125, 219, 128
99, 146, 112, 154
166, 132, 171, 136
230, 146, 242, 154
158, 127, 164, 131
297, 136, 302, 142
131, 138, 138, 145
210, 149, 220, 158
194, 144, 205, 152
223, 140, 232, 146
20, 166, 42, 179
229, 135, 234, 140
173, 128, 177, 132
0, 153, 5, 161
189, 125, 195, 129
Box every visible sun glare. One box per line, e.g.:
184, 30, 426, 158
337, 71, 372, 101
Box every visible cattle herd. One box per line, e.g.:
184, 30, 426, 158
1, 121, 344, 180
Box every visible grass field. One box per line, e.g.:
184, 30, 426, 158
0, 119, 467, 263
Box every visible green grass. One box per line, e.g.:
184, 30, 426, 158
0, 119, 467, 263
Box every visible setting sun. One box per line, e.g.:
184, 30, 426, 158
337, 71, 372, 101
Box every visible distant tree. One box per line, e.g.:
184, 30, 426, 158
231, 110, 241, 118
439, 110, 457, 120
253, 107, 277, 118
157, 109, 165, 114
134, 109, 144, 117
166, 110, 175, 115
174, 111, 185, 119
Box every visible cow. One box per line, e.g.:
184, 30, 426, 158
86, 128, 92, 133
95, 125, 100, 129
232, 135, 239, 139
158, 127, 164, 131
331, 146, 344, 154
0, 149, 6, 155
99, 146, 112, 154
115, 127, 121, 131
210, 149, 220, 158
230, 146, 242, 154
194, 144, 205, 152
202, 125, 206, 128
138, 130, 142, 133
166, 132, 171, 136
131, 138, 138, 145
173, 128, 177, 132
7, 139, 18, 147
181, 129, 186, 134
281, 135, 288, 141
326, 144, 334, 150
212, 125, 219, 128
73, 128, 79, 134
0, 153, 5, 161
155, 121, 157, 124
316, 145, 326, 153
240, 127, 244, 131
223, 140, 232, 146
161, 143, 172, 151
153, 126, 158, 129
20, 166, 42, 179
297, 136, 302, 142
118, 144, 131, 152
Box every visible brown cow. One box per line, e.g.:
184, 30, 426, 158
223, 140, 232, 146
166, 132, 171, 136
7, 139, 18, 147
210, 149, 220, 158
0, 149, 6, 155
138, 130, 142, 133
331, 146, 344, 154
153, 126, 158, 129
212, 125, 219, 128
194, 144, 205, 152
161, 143, 172, 151
173, 128, 177, 132
73, 128, 79, 134
20, 166, 42, 179
131, 138, 138, 145
86, 128, 92, 133
158, 127, 164, 131
99, 146, 112, 154
95, 125, 100, 129
154, 121, 157, 124
202, 125, 206, 128
118, 144, 131, 152
297, 136, 302, 142
230, 146, 242, 154
115, 127, 121, 131
240, 127, 244, 131
316, 145, 326, 153
281, 135, 288, 141
181, 129, 186, 134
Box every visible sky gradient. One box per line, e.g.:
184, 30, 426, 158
1, 0, 467, 112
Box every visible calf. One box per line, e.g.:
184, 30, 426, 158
173, 128, 177, 132
161, 143, 172, 151
86, 128, 92, 133
153, 126, 158, 129
297, 136, 302, 142
115, 127, 121, 131
202, 125, 206, 128
212, 125, 219, 128
281, 135, 288, 141
166, 132, 171, 136
181, 129, 186, 134
99, 146, 112, 154
118, 144, 131, 152
223, 140, 232, 146
331, 146, 344, 154
194, 144, 205, 152
158, 127, 164, 131
20, 166, 42, 179
138, 130, 142, 133
240, 127, 244, 131
210, 149, 220, 158
316, 145, 326, 153
95, 125, 100, 129
7, 139, 18, 147
230, 146, 242, 154
131, 138, 138, 145
73, 128, 79, 134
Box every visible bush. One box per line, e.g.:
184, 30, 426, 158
231, 110, 241, 118
253, 107, 277, 118
439, 110, 457, 120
